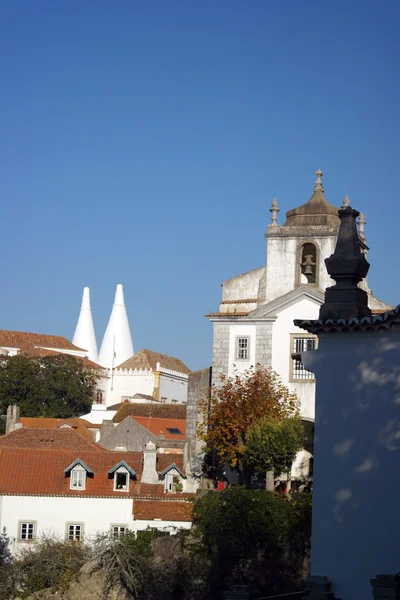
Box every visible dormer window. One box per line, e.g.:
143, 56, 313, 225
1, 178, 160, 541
64, 458, 94, 491
158, 463, 187, 493
71, 468, 86, 490
115, 470, 128, 491
108, 461, 136, 493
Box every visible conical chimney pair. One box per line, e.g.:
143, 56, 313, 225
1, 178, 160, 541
72, 285, 134, 368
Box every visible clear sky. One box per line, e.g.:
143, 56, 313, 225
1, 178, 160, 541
1, 1, 400, 370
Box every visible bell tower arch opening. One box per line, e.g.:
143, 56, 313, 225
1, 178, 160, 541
300, 242, 318, 284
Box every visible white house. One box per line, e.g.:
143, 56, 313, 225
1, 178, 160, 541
0, 441, 194, 554
207, 170, 391, 483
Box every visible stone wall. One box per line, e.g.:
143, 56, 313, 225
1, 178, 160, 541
211, 322, 230, 387
254, 321, 273, 367
186, 367, 211, 456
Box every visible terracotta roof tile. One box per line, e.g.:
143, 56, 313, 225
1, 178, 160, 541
133, 499, 194, 522
0, 330, 84, 352
117, 349, 191, 374
19, 417, 96, 440
0, 448, 144, 497
131, 416, 186, 440
113, 403, 186, 423
0, 428, 101, 452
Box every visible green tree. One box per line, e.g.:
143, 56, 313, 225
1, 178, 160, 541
244, 416, 304, 476
198, 366, 303, 484
0, 353, 98, 433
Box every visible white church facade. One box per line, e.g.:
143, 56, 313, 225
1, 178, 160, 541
207, 170, 391, 482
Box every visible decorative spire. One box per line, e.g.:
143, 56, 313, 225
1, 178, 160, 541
314, 169, 324, 192
342, 195, 350, 209
270, 198, 279, 226
72, 287, 98, 363
319, 205, 371, 321
358, 212, 366, 239
98, 284, 134, 368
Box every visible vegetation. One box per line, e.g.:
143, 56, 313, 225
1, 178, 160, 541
0, 490, 311, 599
198, 366, 304, 483
0, 353, 98, 433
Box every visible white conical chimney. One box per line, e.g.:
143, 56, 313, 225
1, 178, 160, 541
98, 284, 134, 368
72, 287, 98, 363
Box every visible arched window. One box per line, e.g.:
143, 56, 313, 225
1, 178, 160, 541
300, 243, 317, 284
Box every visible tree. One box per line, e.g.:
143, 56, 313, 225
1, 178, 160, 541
0, 353, 98, 433
244, 416, 304, 476
198, 366, 302, 482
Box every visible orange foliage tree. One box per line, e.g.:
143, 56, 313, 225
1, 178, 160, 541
198, 366, 301, 480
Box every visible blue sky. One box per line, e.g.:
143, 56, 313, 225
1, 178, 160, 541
1, 1, 400, 370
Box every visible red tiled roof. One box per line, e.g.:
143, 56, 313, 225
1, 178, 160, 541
19, 417, 96, 440
131, 416, 186, 440
0, 330, 84, 352
157, 453, 184, 473
0, 448, 144, 497
0, 447, 187, 498
113, 403, 186, 423
117, 349, 191, 374
0, 428, 101, 452
22, 348, 103, 370
133, 499, 194, 522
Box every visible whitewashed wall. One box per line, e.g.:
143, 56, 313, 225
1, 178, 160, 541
302, 327, 400, 600
105, 370, 155, 406
0, 495, 133, 554
159, 371, 188, 404
271, 297, 320, 421
0, 495, 192, 554
228, 324, 256, 377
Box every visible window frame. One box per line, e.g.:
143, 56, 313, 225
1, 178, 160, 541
111, 524, 128, 538
66, 522, 84, 542
235, 336, 250, 361
114, 467, 129, 492
18, 520, 36, 542
70, 468, 86, 491
289, 334, 317, 382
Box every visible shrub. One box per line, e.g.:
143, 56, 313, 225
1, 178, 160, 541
91, 529, 157, 599
192, 487, 312, 597
9, 534, 88, 598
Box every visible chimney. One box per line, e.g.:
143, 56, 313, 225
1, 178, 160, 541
72, 287, 98, 363
141, 441, 159, 484
6, 405, 21, 434
98, 284, 134, 368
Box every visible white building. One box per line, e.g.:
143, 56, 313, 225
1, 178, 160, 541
0, 442, 193, 554
207, 170, 391, 482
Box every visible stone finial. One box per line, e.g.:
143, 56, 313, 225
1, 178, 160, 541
319, 204, 372, 320
269, 198, 279, 226
314, 169, 324, 192
358, 211, 366, 239
342, 195, 350, 208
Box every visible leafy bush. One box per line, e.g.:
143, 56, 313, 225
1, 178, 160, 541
192, 487, 312, 598
8, 534, 88, 598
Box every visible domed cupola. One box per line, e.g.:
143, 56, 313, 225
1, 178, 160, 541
284, 170, 340, 228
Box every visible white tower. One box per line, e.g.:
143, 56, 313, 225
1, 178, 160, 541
72, 287, 98, 363
98, 284, 134, 368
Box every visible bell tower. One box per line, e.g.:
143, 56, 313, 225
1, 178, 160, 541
264, 170, 340, 303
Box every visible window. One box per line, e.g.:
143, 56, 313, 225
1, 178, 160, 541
19, 521, 35, 541
291, 337, 316, 380
166, 427, 183, 435
67, 523, 83, 541
236, 337, 249, 360
161, 397, 167, 403
111, 525, 128, 538
115, 471, 128, 491
70, 469, 86, 490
